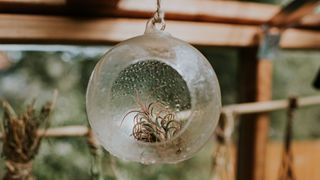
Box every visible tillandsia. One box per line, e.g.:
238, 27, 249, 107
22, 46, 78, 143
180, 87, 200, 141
121, 92, 181, 143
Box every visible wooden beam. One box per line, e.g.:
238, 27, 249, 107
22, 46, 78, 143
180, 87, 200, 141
236, 48, 273, 180
113, 0, 279, 25
0, 0, 319, 29
0, 0, 280, 25
300, 14, 320, 29
253, 60, 273, 180
281, 28, 320, 49
0, 14, 319, 49
0, 14, 259, 47
268, 0, 319, 27
223, 95, 320, 115
0, 126, 90, 140
37, 126, 89, 138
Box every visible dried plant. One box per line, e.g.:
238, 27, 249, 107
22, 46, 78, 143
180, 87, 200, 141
1, 91, 57, 180
121, 92, 181, 143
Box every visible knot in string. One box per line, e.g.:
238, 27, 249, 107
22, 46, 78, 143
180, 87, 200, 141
87, 129, 100, 156
215, 111, 234, 144
147, 0, 166, 31
211, 111, 234, 180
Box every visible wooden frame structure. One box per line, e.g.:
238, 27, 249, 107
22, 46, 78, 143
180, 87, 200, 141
0, 0, 319, 48
0, 0, 319, 180
2, 95, 319, 139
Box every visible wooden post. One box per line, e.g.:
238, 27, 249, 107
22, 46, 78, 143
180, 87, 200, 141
237, 2, 319, 177
236, 47, 273, 180
254, 59, 272, 180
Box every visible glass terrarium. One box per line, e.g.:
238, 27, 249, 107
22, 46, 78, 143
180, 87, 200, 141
86, 22, 221, 164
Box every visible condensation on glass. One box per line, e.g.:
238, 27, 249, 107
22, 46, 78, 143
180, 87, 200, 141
86, 23, 221, 164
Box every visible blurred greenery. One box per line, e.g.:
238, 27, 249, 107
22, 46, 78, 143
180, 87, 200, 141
0, 46, 319, 179
271, 50, 320, 140
0, 49, 221, 179
0, 51, 96, 179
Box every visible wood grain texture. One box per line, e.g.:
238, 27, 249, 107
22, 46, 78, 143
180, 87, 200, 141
265, 140, 320, 180
0, 14, 260, 47
222, 95, 320, 115
253, 60, 273, 180
268, 0, 319, 27
0, 0, 279, 25
0, 0, 318, 28
0, 14, 319, 48
232, 141, 320, 180
281, 29, 320, 49
300, 14, 320, 29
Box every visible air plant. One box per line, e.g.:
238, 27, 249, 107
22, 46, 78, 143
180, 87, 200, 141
121, 91, 181, 143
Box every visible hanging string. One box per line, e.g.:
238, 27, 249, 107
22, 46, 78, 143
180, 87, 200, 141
87, 128, 104, 180
155, 0, 164, 21
146, 0, 166, 32
211, 110, 235, 180
153, 0, 166, 30
278, 97, 297, 180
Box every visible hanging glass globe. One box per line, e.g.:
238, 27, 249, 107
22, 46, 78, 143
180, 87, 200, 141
86, 14, 221, 164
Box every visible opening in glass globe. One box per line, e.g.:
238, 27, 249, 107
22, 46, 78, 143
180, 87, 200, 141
111, 60, 191, 143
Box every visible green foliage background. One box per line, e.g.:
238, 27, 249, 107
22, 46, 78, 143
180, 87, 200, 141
0, 46, 319, 179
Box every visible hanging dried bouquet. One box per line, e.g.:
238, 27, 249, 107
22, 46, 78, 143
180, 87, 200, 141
1, 91, 57, 180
